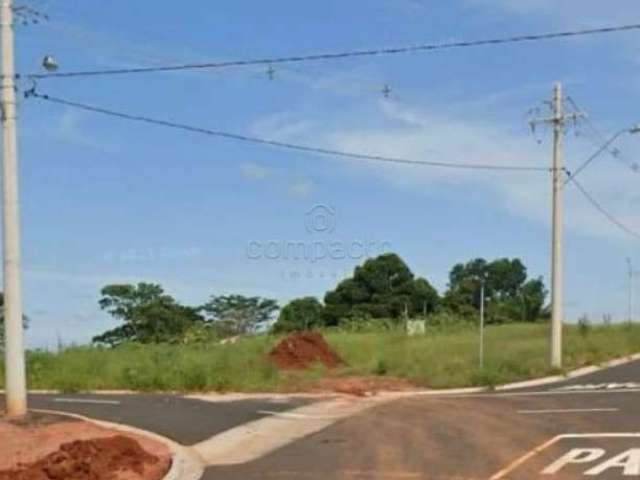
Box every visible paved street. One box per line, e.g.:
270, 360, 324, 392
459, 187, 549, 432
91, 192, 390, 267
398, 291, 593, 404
8, 394, 314, 444
202, 359, 640, 479
3, 359, 640, 479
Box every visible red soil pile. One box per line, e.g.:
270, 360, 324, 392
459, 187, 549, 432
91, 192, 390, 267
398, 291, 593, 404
269, 332, 344, 370
0, 435, 168, 480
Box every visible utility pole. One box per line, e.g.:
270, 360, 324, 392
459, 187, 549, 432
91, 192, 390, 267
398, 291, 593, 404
627, 258, 633, 324
479, 278, 485, 370
550, 83, 564, 369
530, 83, 583, 369
1, 0, 27, 418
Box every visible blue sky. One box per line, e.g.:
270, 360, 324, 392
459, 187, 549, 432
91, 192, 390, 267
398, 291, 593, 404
7, 0, 640, 347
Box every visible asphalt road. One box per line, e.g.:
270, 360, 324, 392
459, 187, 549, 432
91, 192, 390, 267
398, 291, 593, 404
3, 359, 640, 479
203, 360, 640, 480
8, 393, 313, 444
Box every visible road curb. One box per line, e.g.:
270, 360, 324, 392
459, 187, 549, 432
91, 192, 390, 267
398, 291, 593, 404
495, 352, 640, 391
378, 352, 640, 398
30, 408, 204, 480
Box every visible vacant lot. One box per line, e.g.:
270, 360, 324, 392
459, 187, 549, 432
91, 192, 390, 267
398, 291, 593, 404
2, 323, 639, 393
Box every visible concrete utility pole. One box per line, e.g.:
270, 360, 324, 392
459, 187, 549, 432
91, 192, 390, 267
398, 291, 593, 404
550, 83, 564, 369
479, 278, 485, 370
530, 83, 583, 369
1, 0, 27, 418
627, 258, 633, 324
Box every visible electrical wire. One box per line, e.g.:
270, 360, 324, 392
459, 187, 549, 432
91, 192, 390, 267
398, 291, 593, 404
567, 96, 639, 175
565, 128, 630, 184
566, 174, 640, 241
23, 23, 640, 80
26, 90, 551, 172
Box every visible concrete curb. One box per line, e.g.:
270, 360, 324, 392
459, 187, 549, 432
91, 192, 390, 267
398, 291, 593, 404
496, 352, 640, 391
394, 352, 640, 397
30, 408, 204, 480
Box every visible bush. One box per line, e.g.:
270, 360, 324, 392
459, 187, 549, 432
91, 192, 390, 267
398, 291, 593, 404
338, 316, 398, 333
578, 314, 591, 337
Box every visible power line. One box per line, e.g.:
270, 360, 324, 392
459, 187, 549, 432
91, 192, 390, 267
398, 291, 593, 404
565, 129, 629, 184
567, 96, 640, 175
25, 90, 550, 172
23, 23, 640, 80
566, 174, 640, 241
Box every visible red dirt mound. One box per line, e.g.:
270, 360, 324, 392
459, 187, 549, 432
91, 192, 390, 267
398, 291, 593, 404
269, 332, 344, 370
0, 435, 169, 480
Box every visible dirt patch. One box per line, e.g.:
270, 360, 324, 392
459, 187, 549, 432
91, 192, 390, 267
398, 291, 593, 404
0, 435, 168, 480
314, 376, 416, 397
0, 413, 171, 480
269, 332, 344, 370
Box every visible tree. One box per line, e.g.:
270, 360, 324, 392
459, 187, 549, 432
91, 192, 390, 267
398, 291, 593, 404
520, 277, 547, 322
201, 295, 279, 336
273, 297, 324, 333
93, 283, 204, 346
443, 258, 546, 323
98, 283, 169, 321
323, 253, 439, 325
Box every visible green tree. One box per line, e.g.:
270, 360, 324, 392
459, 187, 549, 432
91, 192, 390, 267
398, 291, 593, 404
93, 283, 204, 346
443, 258, 546, 323
323, 253, 439, 325
201, 295, 279, 336
520, 277, 547, 322
273, 297, 324, 333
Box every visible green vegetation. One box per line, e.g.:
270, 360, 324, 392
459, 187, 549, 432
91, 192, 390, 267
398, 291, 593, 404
272, 253, 545, 333
90, 253, 547, 340
201, 295, 279, 336
322, 253, 440, 326
92, 284, 277, 346
442, 257, 546, 323
273, 297, 324, 333
3, 323, 639, 393
8, 252, 630, 394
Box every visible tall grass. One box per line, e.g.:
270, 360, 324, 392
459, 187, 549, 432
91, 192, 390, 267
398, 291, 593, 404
1, 323, 638, 392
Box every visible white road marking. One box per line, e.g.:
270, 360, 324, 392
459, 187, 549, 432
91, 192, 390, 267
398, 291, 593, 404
491, 433, 640, 479
541, 448, 606, 475
490, 436, 561, 480
389, 387, 640, 401
444, 387, 640, 399
584, 449, 640, 476
257, 409, 344, 420
52, 397, 121, 405
518, 408, 619, 415
554, 382, 640, 392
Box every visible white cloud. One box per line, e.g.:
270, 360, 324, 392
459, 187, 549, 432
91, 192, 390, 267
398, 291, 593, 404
288, 180, 314, 199
250, 97, 640, 244
56, 109, 104, 150
240, 162, 273, 179
238, 157, 314, 200
465, 0, 639, 24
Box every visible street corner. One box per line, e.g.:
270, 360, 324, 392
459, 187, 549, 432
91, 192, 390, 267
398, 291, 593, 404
492, 434, 640, 479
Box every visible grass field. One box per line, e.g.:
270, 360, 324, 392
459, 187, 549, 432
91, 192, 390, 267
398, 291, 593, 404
1, 323, 639, 393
